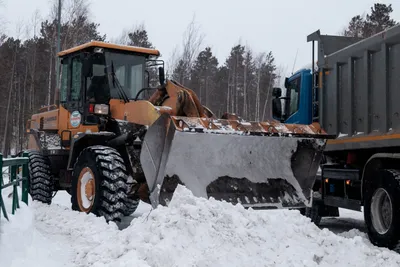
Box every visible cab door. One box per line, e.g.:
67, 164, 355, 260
66, 55, 84, 129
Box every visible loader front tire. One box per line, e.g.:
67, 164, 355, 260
27, 151, 53, 204
123, 196, 140, 216
122, 175, 140, 216
71, 146, 129, 222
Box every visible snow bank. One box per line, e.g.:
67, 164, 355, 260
29, 185, 400, 267
0, 187, 70, 267
0, 187, 34, 266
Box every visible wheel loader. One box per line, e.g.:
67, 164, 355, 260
24, 41, 333, 222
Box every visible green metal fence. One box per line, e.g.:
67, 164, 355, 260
0, 152, 29, 222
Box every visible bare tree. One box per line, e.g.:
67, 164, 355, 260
182, 14, 204, 70
49, 0, 91, 51
27, 10, 41, 112
2, 22, 23, 155
172, 14, 205, 86
111, 28, 130, 45
254, 52, 265, 121
166, 45, 180, 78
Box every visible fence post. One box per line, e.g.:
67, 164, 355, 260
0, 153, 8, 221
11, 165, 19, 215
21, 152, 29, 205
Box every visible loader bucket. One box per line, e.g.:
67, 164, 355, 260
140, 113, 333, 209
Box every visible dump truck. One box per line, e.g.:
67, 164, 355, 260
272, 24, 400, 251
24, 41, 332, 222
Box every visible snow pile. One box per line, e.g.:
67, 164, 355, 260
0, 187, 33, 264
339, 229, 369, 239
27, 185, 400, 267
0, 187, 70, 267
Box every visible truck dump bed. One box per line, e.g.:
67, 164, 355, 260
312, 24, 400, 152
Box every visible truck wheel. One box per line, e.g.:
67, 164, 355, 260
364, 169, 400, 250
27, 150, 53, 204
71, 146, 129, 222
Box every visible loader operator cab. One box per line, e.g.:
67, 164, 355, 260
58, 41, 163, 117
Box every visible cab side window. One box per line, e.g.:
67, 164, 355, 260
287, 77, 301, 116
71, 57, 82, 101
60, 61, 68, 103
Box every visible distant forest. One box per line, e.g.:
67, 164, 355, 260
0, 1, 397, 155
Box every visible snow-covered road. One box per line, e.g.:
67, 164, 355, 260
1, 186, 400, 267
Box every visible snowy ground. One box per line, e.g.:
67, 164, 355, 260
1, 186, 400, 267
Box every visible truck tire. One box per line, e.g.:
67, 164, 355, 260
71, 145, 130, 222
363, 169, 400, 251
305, 202, 322, 226
27, 150, 53, 204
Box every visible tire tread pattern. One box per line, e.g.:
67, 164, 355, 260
72, 145, 138, 221
27, 150, 53, 204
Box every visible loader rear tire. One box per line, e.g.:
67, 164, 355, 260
71, 146, 130, 222
27, 151, 53, 204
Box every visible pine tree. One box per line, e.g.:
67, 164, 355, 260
127, 24, 154, 48
242, 48, 256, 119
127, 24, 160, 88
214, 65, 229, 118
171, 59, 188, 85
343, 15, 365, 37
191, 47, 219, 107
342, 3, 397, 38
364, 3, 397, 37
225, 44, 245, 114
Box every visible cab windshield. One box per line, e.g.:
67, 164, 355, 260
87, 50, 146, 102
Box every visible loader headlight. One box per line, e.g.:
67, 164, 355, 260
94, 104, 109, 115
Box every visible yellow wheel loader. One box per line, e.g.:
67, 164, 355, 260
25, 41, 333, 221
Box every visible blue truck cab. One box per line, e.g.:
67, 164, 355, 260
272, 68, 314, 125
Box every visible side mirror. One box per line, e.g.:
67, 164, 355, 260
284, 77, 289, 88
272, 87, 282, 98
159, 66, 165, 85
272, 97, 283, 121
82, 57, 93, 77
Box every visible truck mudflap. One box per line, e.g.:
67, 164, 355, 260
140, 113, 333, 209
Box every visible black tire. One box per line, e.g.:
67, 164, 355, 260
305, 202, 322, 226
27, 150, 53, 204
71, 145, 130, 222
363, 169, 400, 250
123, 196, 140, 216
122, 175, 140, 216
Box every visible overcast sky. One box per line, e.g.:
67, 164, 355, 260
1, 0, 399, 80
